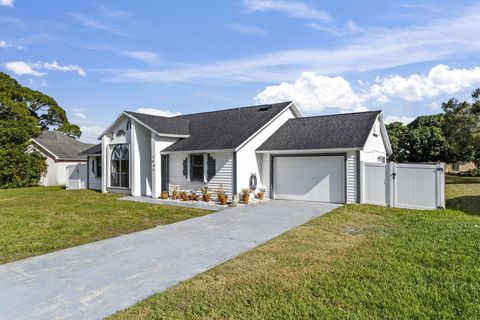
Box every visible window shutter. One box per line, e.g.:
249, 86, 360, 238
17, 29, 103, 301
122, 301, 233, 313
207, 154, 216, 181
183, 157, 188, 178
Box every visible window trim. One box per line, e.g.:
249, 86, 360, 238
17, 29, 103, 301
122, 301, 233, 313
110, 143, 130, 189
190, 154, 205, 182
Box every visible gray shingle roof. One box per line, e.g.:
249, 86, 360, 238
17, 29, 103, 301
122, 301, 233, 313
163, 102, 293, 152
125, 111, 190, 136
32, 131, 94, 160
79, 143, 101, 156
257, 111, 381, 151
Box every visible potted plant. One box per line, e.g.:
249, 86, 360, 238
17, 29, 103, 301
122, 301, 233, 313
216, 184, 225, 202
160, 191, 168, 199
180, 191, 189, 201
190, 191, 199, 201
257, 188, 266, 200
219, 193, 228, 205
241, 188, 251, 204
172, 185, 179, 200
200, 186, 210, 202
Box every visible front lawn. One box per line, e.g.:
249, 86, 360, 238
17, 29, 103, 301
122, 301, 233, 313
111, 176, 480, 319
0, 186, 211, 264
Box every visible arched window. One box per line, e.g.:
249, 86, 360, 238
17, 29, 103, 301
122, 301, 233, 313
111, 144, 129, 188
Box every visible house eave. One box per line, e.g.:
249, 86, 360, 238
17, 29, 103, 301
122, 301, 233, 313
161, 149, 235, 154
256, 147, 362, 154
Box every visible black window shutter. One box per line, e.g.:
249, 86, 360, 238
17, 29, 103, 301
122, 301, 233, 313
207, 154, 216, 181
183, 157, 188, 178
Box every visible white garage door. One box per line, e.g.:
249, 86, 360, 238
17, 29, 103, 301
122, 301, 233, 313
273, 156, 345, 203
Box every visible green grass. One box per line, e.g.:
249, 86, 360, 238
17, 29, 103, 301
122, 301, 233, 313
111, 176, 480, 319
0, 186, 211, 264
446, 175, 480, 215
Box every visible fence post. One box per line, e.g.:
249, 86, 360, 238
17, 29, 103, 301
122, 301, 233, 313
388, 162, 396, 207
359, 161, 364, 203
436, 163, 445, 209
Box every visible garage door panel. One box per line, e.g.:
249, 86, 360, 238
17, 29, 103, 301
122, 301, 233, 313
273, 156, 345, 203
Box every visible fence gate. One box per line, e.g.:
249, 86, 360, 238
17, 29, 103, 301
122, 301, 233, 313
66, 163, 87, 190
361, 162, 445, 210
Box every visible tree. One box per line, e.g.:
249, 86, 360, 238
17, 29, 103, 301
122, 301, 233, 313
404, 114, 449, 163
386, 121, 409, 162
0, 72, 81, 188
442, 89, 480, 165
386, 114, 450, 163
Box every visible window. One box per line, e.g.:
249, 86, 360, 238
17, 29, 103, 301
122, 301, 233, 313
96, 157, 102, 178
111, 144, 129, 188
91, 159, 95, 174
190, 155, 204, 181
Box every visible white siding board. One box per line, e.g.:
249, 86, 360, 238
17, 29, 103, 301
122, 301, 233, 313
168, 152, 234, 198
345, 151, 357, 203
87, 156, 102, 190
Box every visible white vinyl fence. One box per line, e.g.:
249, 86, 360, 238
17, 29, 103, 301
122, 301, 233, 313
361, 162, 445, 210
66, 163, 87, 190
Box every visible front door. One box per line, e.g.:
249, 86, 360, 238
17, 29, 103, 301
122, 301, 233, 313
161, 154, 169, 193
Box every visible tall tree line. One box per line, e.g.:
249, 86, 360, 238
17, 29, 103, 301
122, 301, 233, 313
387, 89, 480, 166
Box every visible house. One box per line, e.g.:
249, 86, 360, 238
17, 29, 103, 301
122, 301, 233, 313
30, 131, 93, 186
445, 162, 476, 173
91, 101, 392, 204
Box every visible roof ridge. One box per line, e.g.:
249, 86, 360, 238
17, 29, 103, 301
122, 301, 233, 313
174, 101, 293, 118
291, 110, 381, 120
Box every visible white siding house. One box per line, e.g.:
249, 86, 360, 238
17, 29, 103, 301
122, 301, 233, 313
92, 102, 392, 205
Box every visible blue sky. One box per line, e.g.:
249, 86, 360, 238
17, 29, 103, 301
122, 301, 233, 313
1, 0, 480, 142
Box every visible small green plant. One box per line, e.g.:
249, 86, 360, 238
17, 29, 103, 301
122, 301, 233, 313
241, 188, 251, 195
200, 186, 209, 195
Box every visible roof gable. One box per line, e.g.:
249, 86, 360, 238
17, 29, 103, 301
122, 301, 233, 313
257, 111, 382, 151
32, 131, 93, 160
124, 111, 190, 137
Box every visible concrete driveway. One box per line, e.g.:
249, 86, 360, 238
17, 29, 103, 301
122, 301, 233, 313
0, 200, 339, 320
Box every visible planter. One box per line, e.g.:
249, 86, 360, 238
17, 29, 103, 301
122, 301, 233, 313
172, 192, 178, 200
190, 194, 199, 201
257, 192, 264, 200
203, 194, 211, 202
160, 192, 168, 199
217, 193, 224, 202
242, 193, 250, 204
219, 195, 228, 205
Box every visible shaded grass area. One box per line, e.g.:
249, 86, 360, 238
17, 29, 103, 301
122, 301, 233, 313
446, 175, 480, 215
0, 186, 211, 264
111, 180, 480, 319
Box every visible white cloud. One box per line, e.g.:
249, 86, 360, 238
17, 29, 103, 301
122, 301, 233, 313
103, 7, 480, 84
79, 126, 104, 143
227, 23, 268, 36
135, 108, 182, 117
122, 51, 159, 64
96, 5, 130, 18
5, 61, 45, 77
255, 71, 367, 113
243, 0, 330, 21
366, 64, 480, 102
255, 65, 480, 113
0, 40, 22, 49
0, 0, 13, 7
70, 14, 127, 36
43, 61, 86, 77
384, 116, 415, 124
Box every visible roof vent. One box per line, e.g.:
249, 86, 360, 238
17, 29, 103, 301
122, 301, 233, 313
258, 105, 272, 111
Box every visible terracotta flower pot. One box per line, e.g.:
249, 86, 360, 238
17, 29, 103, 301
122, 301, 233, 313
219, 195, 228, 205
172, 192, 178, 200
203, 194, 211, 202
257, 192, 264, 200
242, 194, 250, 204
160, 192, 168, 199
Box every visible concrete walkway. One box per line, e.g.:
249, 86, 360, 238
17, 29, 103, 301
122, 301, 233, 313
0, 200, 339, 320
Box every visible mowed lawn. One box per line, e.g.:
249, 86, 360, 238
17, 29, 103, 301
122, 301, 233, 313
0, 186, 211, 264
111, 175, 480, 320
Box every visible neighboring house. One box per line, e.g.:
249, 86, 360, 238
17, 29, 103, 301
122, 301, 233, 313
92, 101, 391, 204
30, 131, 93, 186
445, 162, 476, 173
